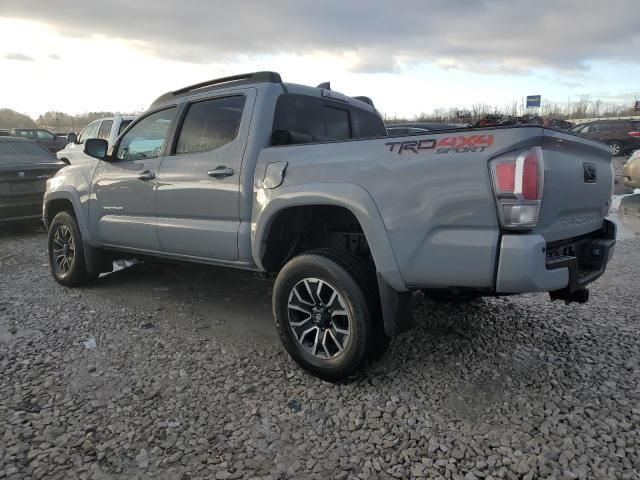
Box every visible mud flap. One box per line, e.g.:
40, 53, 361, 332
83, 241, 112, 276
377, 273, 412, 336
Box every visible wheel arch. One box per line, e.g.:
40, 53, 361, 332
253, 183, 412, 336
253, 183, 405, 291
44, 190, 88, 237
44, 190, 109, 275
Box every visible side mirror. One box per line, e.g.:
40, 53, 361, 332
67, 132, 78, 144
84, 138, 109, 160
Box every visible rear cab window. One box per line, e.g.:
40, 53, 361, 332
272, 93, 386, 145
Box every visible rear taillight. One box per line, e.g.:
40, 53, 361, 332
490, 146, 544, 230
627, 131, 640, 137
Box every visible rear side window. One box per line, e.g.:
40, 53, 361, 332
272, 93, 385, 144
352, 109, 386, 138
0, 141, 53, 163
612, 121, 630, 130
175, 96, 245, 154
15, 130, 33, 139
36, 130, 55, 140
97, 120, 113, 140
324, 107, 351, 139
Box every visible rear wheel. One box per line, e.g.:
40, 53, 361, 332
608, 141, 623, 157
48, 211, 97, 287
273, 249, 386, 381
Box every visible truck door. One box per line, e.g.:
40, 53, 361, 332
155, 89, 255, 260
90, 107, 177, 251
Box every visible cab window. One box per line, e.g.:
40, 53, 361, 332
78, 121, 100, 144
36, 130, 55, 140
97, 120, 113, 141
116, 108, 177, 161
175, 96, 245, 154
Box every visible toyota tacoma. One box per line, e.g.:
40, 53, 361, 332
43, 72, 616, 381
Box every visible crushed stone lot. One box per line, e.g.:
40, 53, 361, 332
0, 222, 639, 480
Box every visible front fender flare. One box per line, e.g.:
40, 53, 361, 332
44, 189, 110, 275
43, 189, 90, 240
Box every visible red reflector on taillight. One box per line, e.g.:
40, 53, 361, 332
522, 154, 539, 200
628, 131, 640, 137
495, 163, 515, 193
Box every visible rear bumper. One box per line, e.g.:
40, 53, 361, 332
496, 220, 616, 293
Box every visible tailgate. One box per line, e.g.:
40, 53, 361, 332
533, 130, 613, 242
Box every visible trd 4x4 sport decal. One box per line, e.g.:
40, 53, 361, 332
386, 135, 494, 155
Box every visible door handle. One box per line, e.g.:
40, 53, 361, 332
137, 170, 156, 181
207, 166, 234, 178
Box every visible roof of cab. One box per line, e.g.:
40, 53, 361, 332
149, 71, 376, 113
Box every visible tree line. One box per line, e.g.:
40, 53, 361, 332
0, 109, 137, 132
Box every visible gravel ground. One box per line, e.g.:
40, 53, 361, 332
1, 216, 639, 480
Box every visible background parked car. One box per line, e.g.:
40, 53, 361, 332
569, 119, 640, 156
623, 150, 640, 189
0, 129, 11, 137
57, 115, 135, 164
0, 137, 66, 222
9, 128, 69, 153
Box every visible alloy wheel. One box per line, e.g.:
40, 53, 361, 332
52, 225, 75, 275
287, 277, 351, 359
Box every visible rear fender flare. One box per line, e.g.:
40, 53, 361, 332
253, 183, 412, 336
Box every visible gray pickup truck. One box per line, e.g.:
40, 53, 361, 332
43, 71, 616, 381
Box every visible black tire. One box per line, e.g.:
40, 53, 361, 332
48, 211, 97, 287
608, 141, 624, 157
312, 249, 390, 362
273, 249, 385, 381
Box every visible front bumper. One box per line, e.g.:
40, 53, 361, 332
496, 220, 616, 294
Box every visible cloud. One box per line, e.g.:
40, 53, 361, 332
1, 0, 639, 74
4, 52, 35, 61
49, 53, 60, 60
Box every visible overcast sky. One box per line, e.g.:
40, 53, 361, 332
1, 0, 640, 119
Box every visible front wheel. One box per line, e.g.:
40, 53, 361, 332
273, 250, 378, 381
48, 211, 97, 287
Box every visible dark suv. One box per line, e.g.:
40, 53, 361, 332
570, 119, 640, 156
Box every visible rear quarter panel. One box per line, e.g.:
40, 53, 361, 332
254, 127, 546, 289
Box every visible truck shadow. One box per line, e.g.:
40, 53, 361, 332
90, 256, 580, 424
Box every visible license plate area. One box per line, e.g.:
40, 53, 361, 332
10, 181, 42, 194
